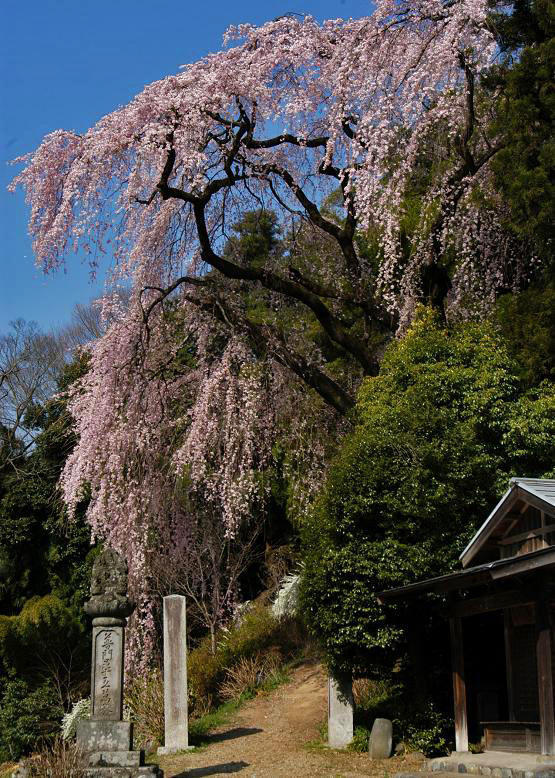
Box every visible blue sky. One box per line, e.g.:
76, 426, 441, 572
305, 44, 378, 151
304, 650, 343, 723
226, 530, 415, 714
0, 0, 372, 333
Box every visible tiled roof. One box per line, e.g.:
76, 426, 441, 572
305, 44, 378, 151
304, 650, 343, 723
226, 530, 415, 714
510, 477, 555, 507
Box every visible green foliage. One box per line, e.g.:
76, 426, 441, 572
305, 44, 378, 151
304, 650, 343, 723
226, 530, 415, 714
348, 725, 371, 752
0, 354, 93, 615
353, 677, 451, 756
0, 354, 94, 760
301, 308, 555, 677
394, 703, 452, 757
0, 678, 62, 761
495, 282, 555, 386
503, 381, 555, 473
223, 210, 282, 270
487, 0, 555, 250
0, 595, 85, 682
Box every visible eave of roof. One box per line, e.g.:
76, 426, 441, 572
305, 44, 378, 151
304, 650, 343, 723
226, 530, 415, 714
376, 546, 555, 603
459, 478, 555, 568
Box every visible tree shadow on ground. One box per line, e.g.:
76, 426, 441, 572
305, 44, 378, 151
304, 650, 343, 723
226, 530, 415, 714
173, 761, 249, 777
202, 727, 263, 744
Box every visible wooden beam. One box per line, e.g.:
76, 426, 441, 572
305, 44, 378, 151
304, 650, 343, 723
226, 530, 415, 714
491, 548, 555, 579
498, 522, 555, 546
451, 589, 533, 618
450, 615, 469, 752
460, 489, 520, 568
536, 593, 555, 755
516, 487, 555, 520
503, 609, 515, 721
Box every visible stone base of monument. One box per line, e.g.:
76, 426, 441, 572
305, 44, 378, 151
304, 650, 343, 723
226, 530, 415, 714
77, 721, 163, 777
156, 745, 194, 755
78, 721, 133, 751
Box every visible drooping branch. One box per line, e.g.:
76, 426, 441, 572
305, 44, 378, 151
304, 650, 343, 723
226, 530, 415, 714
141, 279, 355, 415
205, 293, 356, 415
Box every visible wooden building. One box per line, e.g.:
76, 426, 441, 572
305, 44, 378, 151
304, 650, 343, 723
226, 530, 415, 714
378, 478, 555, 756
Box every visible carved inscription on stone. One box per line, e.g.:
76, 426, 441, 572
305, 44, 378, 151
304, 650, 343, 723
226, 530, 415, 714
91, 627, 123, 721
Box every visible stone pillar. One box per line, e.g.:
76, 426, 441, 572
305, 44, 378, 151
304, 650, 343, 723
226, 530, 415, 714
158, 595, 192, 754
76, 548, 162, 777
328, 673, 354, 748
91, 621, 124, 722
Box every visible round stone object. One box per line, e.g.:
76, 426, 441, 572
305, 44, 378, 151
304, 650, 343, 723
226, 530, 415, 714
368, 717, 393, 759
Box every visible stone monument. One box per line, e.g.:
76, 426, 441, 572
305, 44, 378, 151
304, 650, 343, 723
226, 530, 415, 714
157, 595, 192, 754
77, 548, 162, 777
368, 717, 393, 759
328, 674, 354, 748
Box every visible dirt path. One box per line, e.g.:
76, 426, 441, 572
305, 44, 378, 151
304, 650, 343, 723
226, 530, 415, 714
157, 661, 423, 778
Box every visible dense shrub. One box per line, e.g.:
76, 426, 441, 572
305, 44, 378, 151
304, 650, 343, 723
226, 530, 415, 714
0, 678, 62, 761
0, 595, 86, 700
495, 282, 555, 387
351, 676, 452, 756
348, 725, 372, 753
301, 309, 555, 680
0, 356, 95, 761
395, 703, 452, 756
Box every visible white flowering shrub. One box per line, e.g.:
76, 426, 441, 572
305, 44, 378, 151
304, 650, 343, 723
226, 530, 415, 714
271, 573, 300, 620
61, 697, 90, 741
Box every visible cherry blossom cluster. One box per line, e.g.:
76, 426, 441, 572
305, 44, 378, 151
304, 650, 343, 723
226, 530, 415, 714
10, 0, 516, 317
59, 291, 335, 665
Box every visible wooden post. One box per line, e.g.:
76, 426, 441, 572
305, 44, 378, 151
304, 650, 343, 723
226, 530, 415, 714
504, 609, 515, 721
450, 615, 469, 752
536, 594, 555, 756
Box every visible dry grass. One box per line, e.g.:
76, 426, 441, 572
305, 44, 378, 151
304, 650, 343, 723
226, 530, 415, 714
352, 678, 375, 707
18, 738, 87, 777
218, 651, 282, 701
352, 677, 392, 709
125, 667, 165, 751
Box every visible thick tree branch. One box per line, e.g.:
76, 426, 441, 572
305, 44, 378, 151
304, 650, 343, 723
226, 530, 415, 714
260, 163, 360, 273
458, 54, 476, 171
138, 117, 379, 380
192, 200, 378, 374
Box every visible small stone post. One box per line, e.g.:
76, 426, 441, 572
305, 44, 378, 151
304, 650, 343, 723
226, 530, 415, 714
158, 595, 192, 754
368, 717, 393, 758
76, 548, 162, 776
328, 673, 354, 748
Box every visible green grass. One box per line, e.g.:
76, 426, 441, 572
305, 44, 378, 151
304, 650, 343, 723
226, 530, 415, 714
304, 718, 328, 751
189, 696, 248, 747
